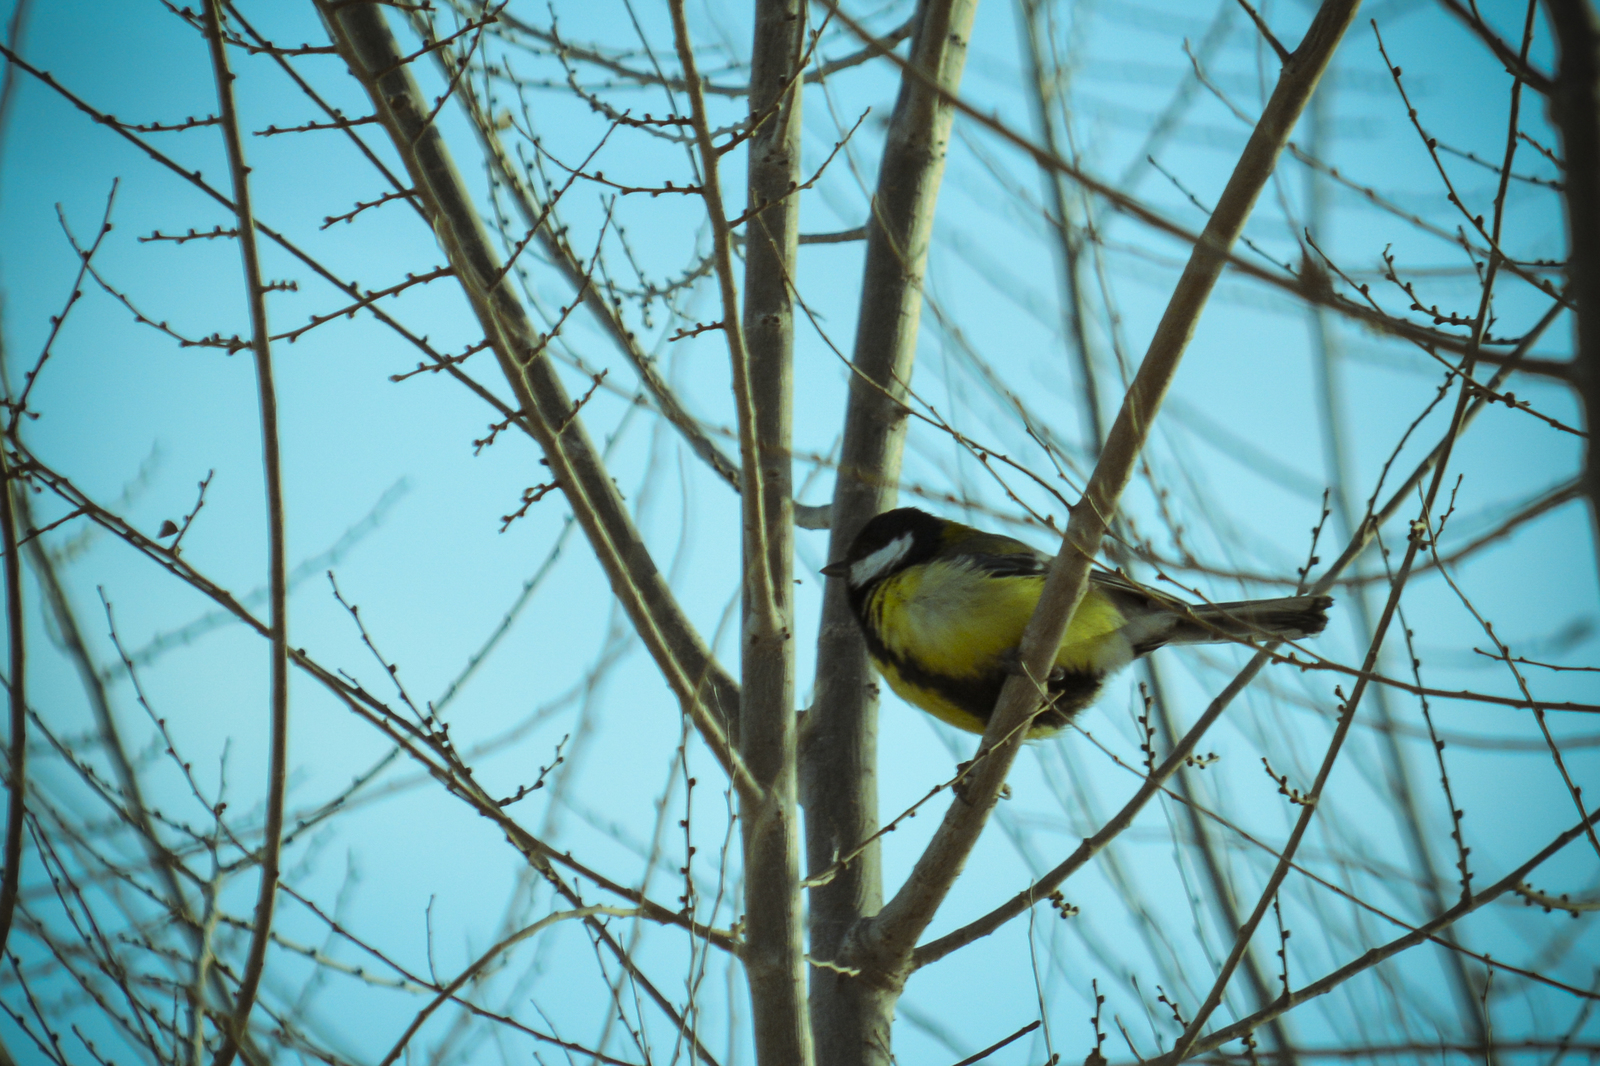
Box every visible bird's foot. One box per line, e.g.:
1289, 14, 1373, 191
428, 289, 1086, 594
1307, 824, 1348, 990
952, 758, 1011, 805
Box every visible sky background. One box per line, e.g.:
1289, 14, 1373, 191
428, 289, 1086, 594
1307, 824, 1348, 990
0, 0, 1595, 1063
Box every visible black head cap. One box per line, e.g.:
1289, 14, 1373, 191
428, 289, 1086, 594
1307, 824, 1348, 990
821, 507, 945, 599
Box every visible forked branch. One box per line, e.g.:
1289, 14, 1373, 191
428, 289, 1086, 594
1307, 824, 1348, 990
862, 0, 1364, 979
316, 0, 757, 802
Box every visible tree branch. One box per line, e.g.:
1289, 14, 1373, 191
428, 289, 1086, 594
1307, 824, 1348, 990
495, 8, 917, 97
1542, 0, 1600, 587
818, 1, 1570, 353
316, 0, 757, 802
411, 14, 747, 497
863, 0, 1363, 985
1168, 7, 1545, 1049
1438, 0, 1554, 93
665, 0, 774, 638
377, 906, 641, 1066
1153, 806, 1600, 1063
0, 441, 23, 961
204, 3, 289, 1063
803, 1, 981, 1062
727, 0, 811, 1059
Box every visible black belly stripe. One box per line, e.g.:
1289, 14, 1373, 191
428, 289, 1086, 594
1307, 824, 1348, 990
855, 586, 1106, 729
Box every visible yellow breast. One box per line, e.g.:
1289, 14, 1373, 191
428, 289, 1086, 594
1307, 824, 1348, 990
864, 561, 1133, 734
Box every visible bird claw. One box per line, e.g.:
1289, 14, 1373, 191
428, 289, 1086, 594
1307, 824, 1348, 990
952, 758, 1011, 805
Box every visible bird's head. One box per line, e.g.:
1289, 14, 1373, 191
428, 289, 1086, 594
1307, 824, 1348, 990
820, 507, 946, 598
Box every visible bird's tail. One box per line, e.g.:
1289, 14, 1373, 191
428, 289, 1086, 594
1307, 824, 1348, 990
1166, 595, 1334, 645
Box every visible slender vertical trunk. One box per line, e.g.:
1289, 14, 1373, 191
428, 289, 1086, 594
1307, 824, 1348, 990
741, 0, 810, 1062
803, 2, 979, 1063
1542, 0, 1600, 578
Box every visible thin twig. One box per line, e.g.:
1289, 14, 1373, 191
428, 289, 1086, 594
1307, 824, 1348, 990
1234, 0, 1290, 63
949, 1020, 1042, 1066
319, 1, 754, 805
203, 2, 289, 1062
1169, 9, 1538, 1053
869, 0, 1362, 987
18, 186, 120, 420
377, 907, 641, 1066
667, 0, 775, 635
1150, 808, 1600, 1063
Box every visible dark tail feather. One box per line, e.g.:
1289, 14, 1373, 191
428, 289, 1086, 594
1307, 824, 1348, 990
1168, 595, 1334, 645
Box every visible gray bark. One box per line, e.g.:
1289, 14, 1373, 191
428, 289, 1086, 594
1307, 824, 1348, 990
802, 1, 980, 1063
740, 0, 811, 1061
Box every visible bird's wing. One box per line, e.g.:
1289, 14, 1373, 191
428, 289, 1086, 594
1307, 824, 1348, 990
954, 531, 1053, 578
1089, 568, 1192, 615
955, 538, 1196, 616
967, 551, 1050, 578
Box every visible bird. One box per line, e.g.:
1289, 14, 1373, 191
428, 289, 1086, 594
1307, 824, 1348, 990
820, 507, 1333, 737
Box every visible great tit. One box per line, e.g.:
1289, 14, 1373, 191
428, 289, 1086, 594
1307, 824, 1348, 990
821, 507, 1333, 737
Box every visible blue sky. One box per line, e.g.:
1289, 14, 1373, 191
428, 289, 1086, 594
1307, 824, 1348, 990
0, 1, 1595, 1063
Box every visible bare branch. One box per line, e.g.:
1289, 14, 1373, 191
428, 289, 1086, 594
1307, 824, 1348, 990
377, 906, 641, 1066
1157, 807, 1600, 1062
0, 443, 24, 959
804, 1, 981, 1060
202, 2, 289, 1062
722, 0, 811, 1057
1169, 9, 1543, 1051
867, 0, 1362, 993
1436, 0, 1554, 93
17, 188, 119, 420
317, 0, 755, 802
495, 8, 918, 96
666, 0, 774, 636
1235, 0, 1291, 64
418, 12, 749, 501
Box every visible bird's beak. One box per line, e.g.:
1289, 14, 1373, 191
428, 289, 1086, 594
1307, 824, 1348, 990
820, 560, 849, 579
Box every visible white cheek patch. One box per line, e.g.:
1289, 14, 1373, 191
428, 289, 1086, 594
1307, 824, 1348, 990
851, 534, 913, 588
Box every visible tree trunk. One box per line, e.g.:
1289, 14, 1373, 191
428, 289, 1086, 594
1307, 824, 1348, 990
741, 0, 811, 1061
1543, 0, 1600, 575
802, 1, 980, 1063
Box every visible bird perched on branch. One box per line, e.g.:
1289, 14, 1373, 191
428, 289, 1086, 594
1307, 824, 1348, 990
821, 507, 1333, 737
